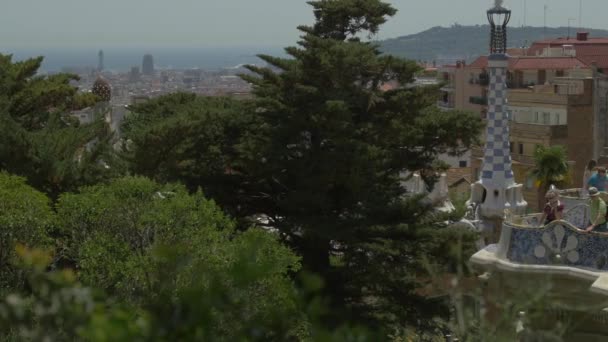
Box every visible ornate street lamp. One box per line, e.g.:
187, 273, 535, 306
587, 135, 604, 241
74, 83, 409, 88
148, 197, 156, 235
487, 0, 511, 54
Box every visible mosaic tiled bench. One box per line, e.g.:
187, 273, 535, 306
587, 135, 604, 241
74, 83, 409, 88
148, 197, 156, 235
506, 219, 608, 271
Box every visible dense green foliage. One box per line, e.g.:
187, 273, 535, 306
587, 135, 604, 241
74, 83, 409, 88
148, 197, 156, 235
236, 0, 482, 332
0, 0, 486, 339
0, 177, 328, 341
0, 245, 373, 341
0, 173, 54, 296
121, 0, 483, 335
122, 93, 251, 215
56, 177, 302, 329
531, 145, 570, 209
0, 54, 118, 199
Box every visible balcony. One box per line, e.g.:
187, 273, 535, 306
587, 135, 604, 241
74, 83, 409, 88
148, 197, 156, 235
469, 96, 488, 105
508, 89, 568, 105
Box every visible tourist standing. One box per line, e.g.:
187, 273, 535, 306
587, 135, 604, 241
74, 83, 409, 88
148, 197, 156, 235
586, 187, 608, 232
587, 166, 608, 192
538, 190, 564, 226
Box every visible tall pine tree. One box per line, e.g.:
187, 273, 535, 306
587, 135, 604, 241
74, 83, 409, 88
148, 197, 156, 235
237, 0, 483, 332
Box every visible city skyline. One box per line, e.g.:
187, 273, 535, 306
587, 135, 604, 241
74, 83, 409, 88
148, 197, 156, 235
2, 0, 608, 48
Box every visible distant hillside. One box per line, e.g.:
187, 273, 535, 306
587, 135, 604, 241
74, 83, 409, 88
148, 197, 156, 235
380, 25, 608, 63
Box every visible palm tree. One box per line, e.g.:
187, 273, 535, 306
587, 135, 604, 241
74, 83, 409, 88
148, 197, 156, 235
530, 145, 570, 211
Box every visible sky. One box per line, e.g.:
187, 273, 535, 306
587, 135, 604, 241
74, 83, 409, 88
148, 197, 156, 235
2, 0, 608, 49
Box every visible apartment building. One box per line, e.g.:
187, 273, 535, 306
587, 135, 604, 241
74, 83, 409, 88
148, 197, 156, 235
441, 35, 608, 210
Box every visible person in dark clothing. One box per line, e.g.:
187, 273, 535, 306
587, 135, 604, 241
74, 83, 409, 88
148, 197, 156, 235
538, 190, 564, 226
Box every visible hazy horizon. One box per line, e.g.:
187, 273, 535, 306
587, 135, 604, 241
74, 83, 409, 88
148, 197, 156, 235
3, 0, 608, 49
2, 46, 288, 72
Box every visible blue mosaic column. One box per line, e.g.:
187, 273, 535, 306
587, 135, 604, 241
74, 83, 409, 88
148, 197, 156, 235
468, 53, 526, 223
480, 54, 515, 188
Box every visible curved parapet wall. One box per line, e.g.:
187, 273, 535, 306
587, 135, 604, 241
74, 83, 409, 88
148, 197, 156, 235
505, 220, 608, 271
472, 203, 608, 273
562, 204, 591, 229
508, 204, 589, 229
557, 189, 608, 213
558, 188, 589, 211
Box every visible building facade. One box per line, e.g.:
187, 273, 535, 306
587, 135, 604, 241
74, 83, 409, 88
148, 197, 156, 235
142, 54, 155, 76
452, 50, 608, 210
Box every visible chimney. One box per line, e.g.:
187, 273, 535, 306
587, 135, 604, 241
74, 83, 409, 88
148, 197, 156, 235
577, 32, 589, 41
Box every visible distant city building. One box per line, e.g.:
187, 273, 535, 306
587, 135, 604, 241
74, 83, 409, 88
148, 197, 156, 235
129, 66, 140, 82
98, 50, 104, 72
160, 71, 169, 83
528, 32, 608, 72
183, 69, 203, 84
142, 54, 155, 76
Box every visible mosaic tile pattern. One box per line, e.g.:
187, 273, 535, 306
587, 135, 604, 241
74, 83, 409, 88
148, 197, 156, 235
507, 221, 608, 271
562, 204, 590, 229
512, 205, 588, 228
481, 65, 514, 183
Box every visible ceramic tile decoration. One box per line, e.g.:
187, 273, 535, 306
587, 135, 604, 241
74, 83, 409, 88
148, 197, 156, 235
507, 221, 608, 271
480, 66, 515, 183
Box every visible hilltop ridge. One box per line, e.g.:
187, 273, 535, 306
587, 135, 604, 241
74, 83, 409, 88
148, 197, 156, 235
380, 25, 608, 63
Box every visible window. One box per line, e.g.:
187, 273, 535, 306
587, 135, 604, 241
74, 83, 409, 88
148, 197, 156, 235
519, 143, 524, 155
459, 160, 468, 168
556, 70, 565, 77
510, 142, 514, 153
543, 112, 550, 125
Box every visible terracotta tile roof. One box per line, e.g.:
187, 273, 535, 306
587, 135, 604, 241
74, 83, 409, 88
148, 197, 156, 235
466, 56, 519, 69
528, 41, 608, 69
466, 55, 589, 70
446, 167, 472, 187
578, 55, 608, 70
510, 57, 589, 70
467, 56, 488, 69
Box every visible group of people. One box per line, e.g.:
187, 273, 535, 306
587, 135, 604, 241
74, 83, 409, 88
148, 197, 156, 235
537, 160, 608, 232
539, 188, 606, 232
